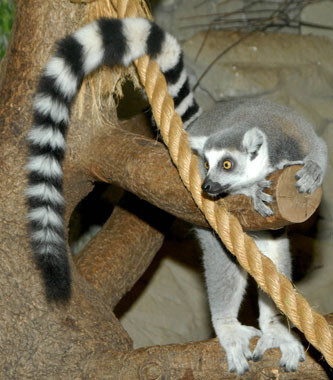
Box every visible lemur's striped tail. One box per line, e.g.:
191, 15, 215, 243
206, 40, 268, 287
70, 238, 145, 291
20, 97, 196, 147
26, 18, 202, 301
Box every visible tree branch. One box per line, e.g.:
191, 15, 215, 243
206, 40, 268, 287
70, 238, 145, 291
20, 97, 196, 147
75, 193, 169, 308
83, 327, 333, 379
84, 119, 321, 231
0, 0, 328, 377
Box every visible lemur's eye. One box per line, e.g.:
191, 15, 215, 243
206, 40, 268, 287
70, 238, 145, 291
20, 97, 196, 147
204, 161, 209, 170
222, 160, 232, 170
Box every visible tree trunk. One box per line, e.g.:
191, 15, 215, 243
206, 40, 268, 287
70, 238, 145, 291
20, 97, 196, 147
0, 0, 331, 378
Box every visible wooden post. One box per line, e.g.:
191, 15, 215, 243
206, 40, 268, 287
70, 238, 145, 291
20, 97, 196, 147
221, 165, 322, 231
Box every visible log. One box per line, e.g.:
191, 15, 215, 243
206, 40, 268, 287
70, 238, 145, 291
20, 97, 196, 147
84, 331, 333, 380
75, 193, 169, 308
86, 126, 322, 232
223, 165, 323, 231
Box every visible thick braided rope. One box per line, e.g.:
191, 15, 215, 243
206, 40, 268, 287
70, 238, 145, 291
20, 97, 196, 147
114, 0, 333, 366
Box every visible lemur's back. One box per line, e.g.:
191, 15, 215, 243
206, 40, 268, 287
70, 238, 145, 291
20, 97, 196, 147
188, 99, 324, 166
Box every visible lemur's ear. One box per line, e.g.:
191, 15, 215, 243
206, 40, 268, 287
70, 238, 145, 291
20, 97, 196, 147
242, 128, 265, 159
189, 135, 208, 155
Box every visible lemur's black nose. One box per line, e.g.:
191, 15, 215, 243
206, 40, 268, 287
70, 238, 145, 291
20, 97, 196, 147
202, 178, 225, 195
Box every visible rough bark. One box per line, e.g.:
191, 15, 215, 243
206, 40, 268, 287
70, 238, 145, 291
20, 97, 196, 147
0, 0, 330, 378
101, 334, 333, 380
84, 126, 322, 231
75, 194, 169, 308
0, 1, 132, 379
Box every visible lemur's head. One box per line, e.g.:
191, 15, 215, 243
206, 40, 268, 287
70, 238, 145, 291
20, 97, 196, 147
189, 127, 270, 197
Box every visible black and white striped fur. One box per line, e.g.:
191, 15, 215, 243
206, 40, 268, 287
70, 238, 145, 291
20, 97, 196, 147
26, 18, 202, 301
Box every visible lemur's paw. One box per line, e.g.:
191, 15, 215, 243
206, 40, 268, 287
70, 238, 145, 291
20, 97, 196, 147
295, 160, 323, 194
253, 180, 274, 217
215, 321, 261, 375
253, 323, 305, 372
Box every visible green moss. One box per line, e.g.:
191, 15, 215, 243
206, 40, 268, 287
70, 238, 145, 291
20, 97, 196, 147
0, 0, 14, 59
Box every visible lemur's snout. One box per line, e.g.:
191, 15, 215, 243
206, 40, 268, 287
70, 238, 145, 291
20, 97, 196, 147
202, 178, 229, 195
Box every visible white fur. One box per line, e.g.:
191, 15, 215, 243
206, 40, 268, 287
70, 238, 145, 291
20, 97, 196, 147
255, 292, 305, 371
27, 125, 66, 150
122, 18, 151, 66
157, 33, 181, 72
241, 129, 273, 184
26, 183, 64, 205
34, 94, 69, 124
167, 68, 187, 98
74, 21, 104, 74
242, 127, 264, 154
45, 56, 78, 99
26, 154, 62, 178
252, 232, 305, 370
204, 144, 272, 192
183, 107, 203, 129
251, 231, 291, 278
32, 228, 63, 244
213, 321, 261, 374
175, 92, 194, 117
28, 206, 63, 228
276, 159, 304, 170
196, 228, 305, 375
189, 135, 208, 153
205, 149, 225, 169
196, 226, 255, 375
243, 140, 272, 185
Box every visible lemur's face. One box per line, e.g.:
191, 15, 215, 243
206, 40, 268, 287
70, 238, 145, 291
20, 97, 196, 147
190, 127, 271, 197
201, 148, 248, 195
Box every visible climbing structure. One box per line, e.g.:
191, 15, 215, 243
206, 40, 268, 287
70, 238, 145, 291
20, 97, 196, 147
107, 0, 333, 367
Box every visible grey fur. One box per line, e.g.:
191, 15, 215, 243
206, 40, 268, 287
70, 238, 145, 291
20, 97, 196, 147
188, 99, 326, 166
188, 99, 327, 216
196, 228, 306, 375
189, 99, 325, 374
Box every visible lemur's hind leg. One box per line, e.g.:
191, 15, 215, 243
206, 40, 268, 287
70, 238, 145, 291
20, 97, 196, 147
196, 227, 261, 375
252, 231, 305, 371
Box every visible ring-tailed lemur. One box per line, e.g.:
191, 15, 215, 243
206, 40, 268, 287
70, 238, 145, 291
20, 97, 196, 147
26, 17, 327, 375
188, 99, 327, 374
189, 99, 327, 218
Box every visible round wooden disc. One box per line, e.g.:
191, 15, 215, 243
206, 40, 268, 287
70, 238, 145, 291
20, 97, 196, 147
276, 165, 322, 224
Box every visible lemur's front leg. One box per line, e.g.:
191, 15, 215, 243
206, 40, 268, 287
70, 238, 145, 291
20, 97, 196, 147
196, 227, 261, 375
249, 180, 274, 217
